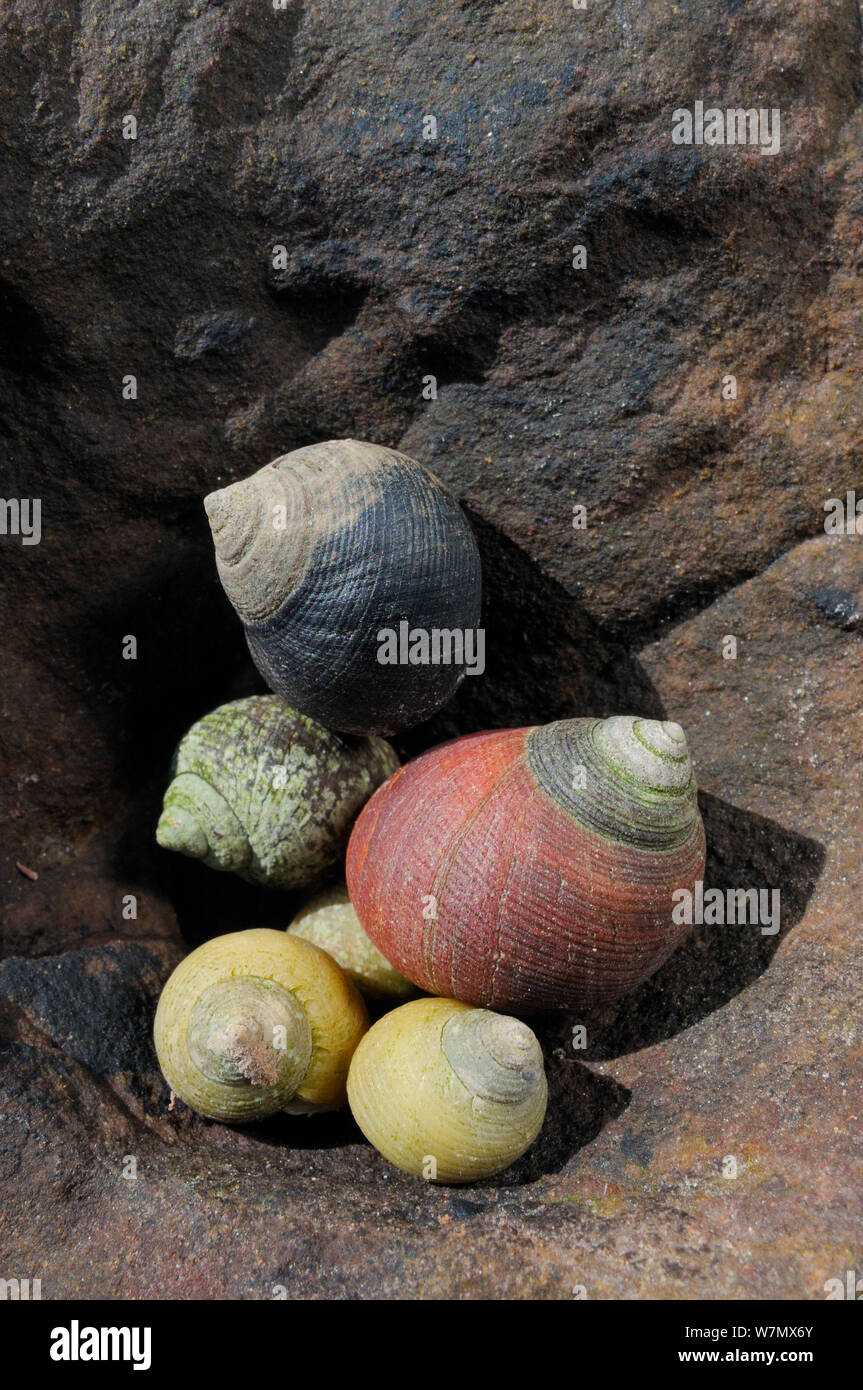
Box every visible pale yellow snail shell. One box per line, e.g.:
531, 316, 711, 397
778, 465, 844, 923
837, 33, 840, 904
346, 998, 548, 1183
288, 884, 416, 1002
154, 929, 369, 1122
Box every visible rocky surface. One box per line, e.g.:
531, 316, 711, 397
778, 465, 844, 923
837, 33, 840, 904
1, 0, 861, 1297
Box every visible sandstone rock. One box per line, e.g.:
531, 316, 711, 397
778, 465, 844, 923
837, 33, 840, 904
1, 0, 861, 1298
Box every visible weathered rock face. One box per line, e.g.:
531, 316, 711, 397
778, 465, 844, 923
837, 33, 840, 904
1, 0, 861, 1297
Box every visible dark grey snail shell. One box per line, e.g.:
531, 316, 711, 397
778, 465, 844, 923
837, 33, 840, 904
204, 439, 483, 736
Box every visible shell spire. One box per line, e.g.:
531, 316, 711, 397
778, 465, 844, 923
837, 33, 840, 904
204, 462, 308, 622
156, 772, 249, 872
527, 715, 699, 851
154, 929, 369, 1122
155, 803, 209, 860
441, 1008, 545, 1105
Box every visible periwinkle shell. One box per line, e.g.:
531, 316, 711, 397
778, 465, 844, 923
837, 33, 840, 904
204, 439, 482, 736
288, 883, 416, 1002
347, 715, 707, 1013
156, 695, 399, 889
346, 998, 547, 1182
154, 928, 369, 1122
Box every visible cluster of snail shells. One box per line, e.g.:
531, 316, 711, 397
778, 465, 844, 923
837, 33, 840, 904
154, 925, 547, 1178
153, 438, 706, 1183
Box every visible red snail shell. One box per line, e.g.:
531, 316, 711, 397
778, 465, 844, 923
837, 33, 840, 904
346, 715, 706, 1013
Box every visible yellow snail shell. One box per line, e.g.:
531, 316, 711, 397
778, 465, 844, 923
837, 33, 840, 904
288, 884, 416, 1002
154, 928, 369, 1122
346, 998, 547, 1182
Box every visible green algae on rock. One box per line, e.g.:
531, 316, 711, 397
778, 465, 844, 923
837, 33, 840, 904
156, 696, 399, 890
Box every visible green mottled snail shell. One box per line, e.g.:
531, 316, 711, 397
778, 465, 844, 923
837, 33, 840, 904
156, 695, 399, 890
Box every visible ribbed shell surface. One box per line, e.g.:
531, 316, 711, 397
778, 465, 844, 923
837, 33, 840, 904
346, 998, 547, 1181
346, 720, 706, 1012
210, 441, 482, 736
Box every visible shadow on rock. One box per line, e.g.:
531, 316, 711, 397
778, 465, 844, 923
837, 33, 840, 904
243, 1054, 631, 1182
398, 508, 666, 759
240, 1106, 364, 1153
151, 853, 306, 947
68, 519, 303, 942
575, 792, 826, 1061
492, 1056, 632, 1187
